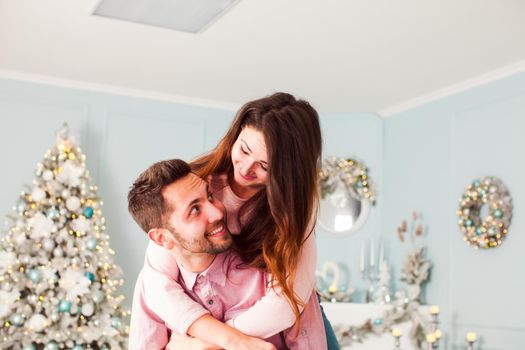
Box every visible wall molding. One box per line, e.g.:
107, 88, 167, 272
0, 69, 239, 112
378, 59, 525, 118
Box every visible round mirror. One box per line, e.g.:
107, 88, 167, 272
318, 157, 375, 237
318, 178, 370, 235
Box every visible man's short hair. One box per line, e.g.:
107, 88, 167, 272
128, 159, 191, 233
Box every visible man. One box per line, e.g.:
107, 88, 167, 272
127, 159, 326, 349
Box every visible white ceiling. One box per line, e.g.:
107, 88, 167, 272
1, 0, 525, 115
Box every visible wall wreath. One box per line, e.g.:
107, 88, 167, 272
319, 157, 376, 204
457, 176, 512, 249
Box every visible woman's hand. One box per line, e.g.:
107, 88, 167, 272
166, 332, 277, 350
223, 332, 277, 350
166, 334, 222, 350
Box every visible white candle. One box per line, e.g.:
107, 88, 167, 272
360, 240, 365, 272
466, 332, 477, 342
379, 240, 385, 265
430, 305, 440, 315
391, 328, 401, 337
426, 334, 436, 343
369, 239, 375, 267
434, 330, 442, 339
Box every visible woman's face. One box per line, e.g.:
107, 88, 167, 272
231, 127, 269, 192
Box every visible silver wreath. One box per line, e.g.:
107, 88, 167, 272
319, 157, 376, 204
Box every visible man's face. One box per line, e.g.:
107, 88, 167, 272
162, 173, 232, 255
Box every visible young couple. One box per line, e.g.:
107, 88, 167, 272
128, 93, 339, 349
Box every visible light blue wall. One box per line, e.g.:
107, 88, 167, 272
0, 78, 234, 304
383, 71, 525, 350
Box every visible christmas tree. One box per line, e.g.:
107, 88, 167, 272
0, 125, 128, 349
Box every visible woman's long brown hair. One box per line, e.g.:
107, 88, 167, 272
191, 92, 322, 329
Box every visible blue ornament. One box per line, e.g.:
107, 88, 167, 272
27, 269, 42, 283
111, 317, 121, 330
84, 271, 95, 283
86, 238, 98, 251
47, 207, 60, 220
72, 345, 84, 350
100, 345, 110, 350
10, 314, 24, 327
93, 290, 105, 304
45, 341, 59, 350
356, 181, 363, 189
22, 345, 36, 350
83, 207, 94, 219
494, 209, 503, 219
58, 300, 72, 313
473, 180, 481, 187
476, 227, 483, 236
465, 219, 473, 227
373, 318, 383, 326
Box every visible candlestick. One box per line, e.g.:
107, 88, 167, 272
426, 333, 436, 350
370, 239, 375, 267
391, 328, 401, 349
432, 329, 442, 349
466, 332, 477, 350
360, 240, 365, 273
379, 239, 384, 266
430, 305, 440, 315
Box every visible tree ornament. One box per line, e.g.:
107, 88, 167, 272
10, 313, 25, 327
86, 238, 98, 251
66, 196, 81, 211
27, 268, 42, 283
58, 300, 72, 313
83, 206, 94, 219
31, 187, 46, 202
44, 341, 59, 350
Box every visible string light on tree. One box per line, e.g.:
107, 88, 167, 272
0, 124, 128, 349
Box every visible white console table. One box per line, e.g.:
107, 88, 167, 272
321, 302, 431, 350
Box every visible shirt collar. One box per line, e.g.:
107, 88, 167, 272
177, 252, 229, 290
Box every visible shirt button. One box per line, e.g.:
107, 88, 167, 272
300, 329, 307, 336
197, 275, 204, 282
207, 299, 214, 305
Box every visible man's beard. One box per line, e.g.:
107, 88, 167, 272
167, 224, 233, 254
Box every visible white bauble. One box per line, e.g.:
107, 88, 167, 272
43, 170, 54, 181
31, 188, 46, 202
81, 302, 94, 317
53, 247, 64, 257
66, 196, 80, 211
43, 238, 56, 251
27, 313, 48, 332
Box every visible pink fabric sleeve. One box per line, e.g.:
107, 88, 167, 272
128, 271, 169, 350
142, 241, 211, 335
225, 224, 318, 338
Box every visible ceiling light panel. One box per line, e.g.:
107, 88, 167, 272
92, 0, 240, 33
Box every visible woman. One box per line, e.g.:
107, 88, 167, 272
149, 92, 338, 349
